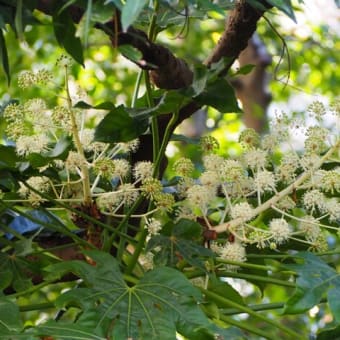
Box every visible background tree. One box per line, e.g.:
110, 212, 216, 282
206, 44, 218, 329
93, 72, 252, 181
0, 1, 339, 339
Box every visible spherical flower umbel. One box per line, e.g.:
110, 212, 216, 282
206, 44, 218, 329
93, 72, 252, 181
200, 170, 220, 188
141, 178, 163, 199
303, 189, 326, 212
18, 71, 37, 88
243, 149, 267, 170
200, 135, 219, 153
173, 157, 194, 177
202, 154, 224, 172
269, 218, 291, 244
65, 151, 87, 174
186, 184, 215, 212
307, 101, 326, 121
216, 241, 247, 271
117, 183, 139, 206
16, 134, 50, 156
145, 218, 162, 236
318, 169, 340, 194
254, 170, 276, 193
112, 159, 130, 178
239, 128, 260, 149
133, 161, 154, 181
219, 160, 245, 183
299, 215, 321, 242
230, 202, 254, 222
154, 192, 175, 212
325, 198, 340, 222
93, 158, 116, 179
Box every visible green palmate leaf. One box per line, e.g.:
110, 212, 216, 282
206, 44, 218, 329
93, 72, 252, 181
196, 78, 241, 113
53, 8, 84, 65
147, 219, 213, 269
0, 28, 10, 84
94, 105, 149, 143
121, 0, 148, 31
283, 252, 340, 322
46, 250, 212, 339
0, 297, 23, 335
0, 253, 35, 292
35, 321, 105, 340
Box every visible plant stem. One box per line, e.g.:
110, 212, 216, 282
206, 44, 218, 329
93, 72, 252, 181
131, 70, 144, 107
153, 110, 179, 178
217, 271, 295, 287
65, 67, 91, 205
125, 228, 148, 275
145, 71, 159, 166
216, 257, 274, 271
186, 269, 295, 288
217, 313, 275, 339
19, 302, 55, 312
222, 301, 285, 315
201, 288, 304, 340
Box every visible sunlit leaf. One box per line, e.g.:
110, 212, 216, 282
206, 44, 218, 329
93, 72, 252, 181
46, 250, 212, 339
265, 0, 296, 22
53, 8, 84, 65
121, 0, 148, 31
283, 252, 340, 322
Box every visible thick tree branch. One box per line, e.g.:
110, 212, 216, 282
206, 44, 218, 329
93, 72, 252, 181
204, 0, 271, 71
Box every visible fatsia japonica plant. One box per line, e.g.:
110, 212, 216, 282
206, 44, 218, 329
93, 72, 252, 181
0, 0, 340, 339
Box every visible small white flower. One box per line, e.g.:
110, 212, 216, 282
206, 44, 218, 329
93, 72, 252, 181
254, 170, 276, 193
133, 161, 154, 181
243, 149, 267, 170
230, 202, 254, 222
269, 219, 291, 244
186, 185, 215, 212
200, 170, 220, 188
117, 183, 139, 206
112, 159, 130, 178
202, 154, 224, 171
303, 189, 326, 212
145, 218, 162, 236
173, 157, 194, 177
96, 192, 121, 211
325, 198, 340, 222
299, 216, 321, 242
219, 160, 245, 183
216, 242, 246, 271
65, 151, 87, 174
80, 129, 95, 152
16, 134, 50, 156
